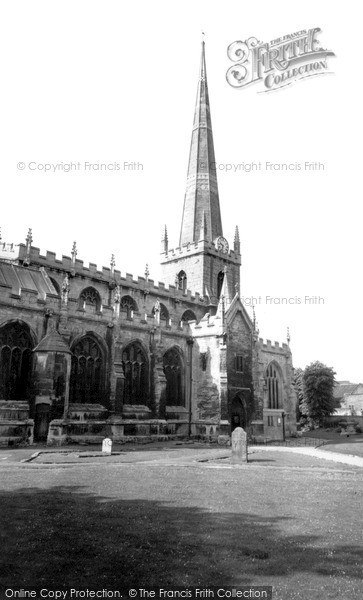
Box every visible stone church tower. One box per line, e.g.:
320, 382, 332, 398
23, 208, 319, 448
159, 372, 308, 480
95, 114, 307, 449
160, 42, 241, 306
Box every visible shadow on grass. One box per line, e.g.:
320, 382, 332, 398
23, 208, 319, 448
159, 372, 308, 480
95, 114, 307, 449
0, 485, 362, 589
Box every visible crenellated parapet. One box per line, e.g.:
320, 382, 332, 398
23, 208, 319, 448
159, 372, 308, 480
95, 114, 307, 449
258, 338, 290, 354
14, 244, 208, 308
161, 238, 241, 265
0, 242, 18, 263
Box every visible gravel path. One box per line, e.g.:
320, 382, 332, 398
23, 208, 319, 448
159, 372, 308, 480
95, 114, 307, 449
252, 445, 363, 468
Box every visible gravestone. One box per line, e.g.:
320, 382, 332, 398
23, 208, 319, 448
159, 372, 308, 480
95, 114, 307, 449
102, 437, 112, 455
231, 427, 248, 464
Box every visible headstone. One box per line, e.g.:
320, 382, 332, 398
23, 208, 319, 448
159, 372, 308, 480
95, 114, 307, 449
102, 437, 112, 455
231, 427, 248, 464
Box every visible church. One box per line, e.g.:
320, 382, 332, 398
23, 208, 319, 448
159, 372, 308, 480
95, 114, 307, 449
0, 43, 297, 446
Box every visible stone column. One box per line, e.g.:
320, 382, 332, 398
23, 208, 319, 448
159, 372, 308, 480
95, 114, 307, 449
63, 354, 71, 418
154, 362, 167, 419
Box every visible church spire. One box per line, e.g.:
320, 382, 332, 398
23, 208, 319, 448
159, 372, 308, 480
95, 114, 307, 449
179, 41, 223, 246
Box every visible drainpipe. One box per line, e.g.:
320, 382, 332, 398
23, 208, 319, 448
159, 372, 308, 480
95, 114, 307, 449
187, 337, 194, 437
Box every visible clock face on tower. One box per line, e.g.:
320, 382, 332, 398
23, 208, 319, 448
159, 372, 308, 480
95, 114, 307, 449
215, 236, 229, 253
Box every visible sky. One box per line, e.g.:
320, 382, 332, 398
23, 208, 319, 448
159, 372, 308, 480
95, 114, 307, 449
1, 1, 362, 381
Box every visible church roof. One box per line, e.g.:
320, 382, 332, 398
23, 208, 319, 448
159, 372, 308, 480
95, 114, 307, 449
0, 261, 58, 297
224, 293, 254, 330
34, 331, 71, 354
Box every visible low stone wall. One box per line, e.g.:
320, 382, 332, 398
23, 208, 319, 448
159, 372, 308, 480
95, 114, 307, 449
0, 401, 34, 446
46, 416, 190, 446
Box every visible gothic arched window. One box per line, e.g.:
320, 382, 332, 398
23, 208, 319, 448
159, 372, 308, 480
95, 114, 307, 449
181, 309, 197, 323
266, 363, 282, 409
122, 342, 148, 404
0, 321, 34, 400
152, 302, 169, 323
79, 287, 102, 312
177, 271, 187, 292
163, 347, 184, 406
217, 270, 225, 299
70, 336, 105, 404
120, 295, 138, 318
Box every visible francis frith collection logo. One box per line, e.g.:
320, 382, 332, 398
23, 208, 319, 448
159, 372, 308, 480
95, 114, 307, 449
226, 28, 335, 92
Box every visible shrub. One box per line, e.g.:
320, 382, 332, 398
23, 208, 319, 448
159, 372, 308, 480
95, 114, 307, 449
355, 425, 362, 433
336, 427, 342, 433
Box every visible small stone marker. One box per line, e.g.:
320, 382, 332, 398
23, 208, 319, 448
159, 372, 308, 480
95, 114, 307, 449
231, 427, 248, 464
102, 437, 112, 455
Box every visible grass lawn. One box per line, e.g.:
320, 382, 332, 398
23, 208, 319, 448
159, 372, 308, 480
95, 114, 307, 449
0, 456, 362, 600
304, 430, 363, 457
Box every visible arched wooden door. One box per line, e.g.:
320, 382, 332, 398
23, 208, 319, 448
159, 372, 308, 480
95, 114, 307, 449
231, 395, 247, 432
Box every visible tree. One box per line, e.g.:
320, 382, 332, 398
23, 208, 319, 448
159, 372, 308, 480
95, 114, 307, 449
302, 361, 336, 427
292, 367, 304, 421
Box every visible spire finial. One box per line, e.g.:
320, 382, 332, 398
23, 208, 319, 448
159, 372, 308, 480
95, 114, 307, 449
110, 254, 115, 274
70, 241, 77, 276
287, 327, 291, 345
26, 228, 33, 246
145, 263, 150, 281
234, 225, 241, 254
161, 225, 168, 253
23, 228, 33, 266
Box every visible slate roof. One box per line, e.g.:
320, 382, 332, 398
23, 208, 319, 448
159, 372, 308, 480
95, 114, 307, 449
333, 382, 359, 399
0, 261, 58, 297
34, 331, 71, 354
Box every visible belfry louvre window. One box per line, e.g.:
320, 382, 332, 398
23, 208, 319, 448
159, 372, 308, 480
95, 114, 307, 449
266, 363, 281, 409
235, 355, 244, 372
70, 336, 104, 404
177, 271, 187, 292
0, 321, 33, 400
122, 342, 148, 404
